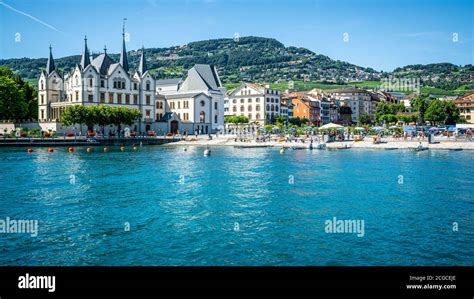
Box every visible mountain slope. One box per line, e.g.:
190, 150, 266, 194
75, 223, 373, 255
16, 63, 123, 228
0, 36, 379, 83
1, 36, 472, 90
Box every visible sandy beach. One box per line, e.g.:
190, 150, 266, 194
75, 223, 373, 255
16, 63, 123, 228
165, 135, 474, 150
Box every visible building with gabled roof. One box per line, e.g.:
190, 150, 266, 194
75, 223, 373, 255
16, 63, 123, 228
39, 30, 156, 133
225, 82, 281, 125
453, 92, 474, 124
38, 28, 226, 135
155, 64, 226, 134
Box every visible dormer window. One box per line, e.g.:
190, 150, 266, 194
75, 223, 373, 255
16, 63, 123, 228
113, 79, 126, 90
146, 82, 150, 91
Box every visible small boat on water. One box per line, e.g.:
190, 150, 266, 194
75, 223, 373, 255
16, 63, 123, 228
409, 146, 429, 152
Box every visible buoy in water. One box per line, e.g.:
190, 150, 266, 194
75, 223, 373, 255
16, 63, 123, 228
103, 147, 108, 153
120, 146, 125, 151
27, 148, 33, 153
48, 148, 54, 153
280, 148, 285, 154
133, 146, 137, 150
86, 147, 92, 153
68, 147, 74, 153
183, 147, 187, 152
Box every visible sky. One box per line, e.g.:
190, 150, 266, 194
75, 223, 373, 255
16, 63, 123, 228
0, 0, 472, 71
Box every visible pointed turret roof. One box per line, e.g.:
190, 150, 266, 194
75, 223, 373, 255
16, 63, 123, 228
138, 46, 147, 75
80, 36, 91, 69
119, 21, 129, 72
46, 45, 56, 74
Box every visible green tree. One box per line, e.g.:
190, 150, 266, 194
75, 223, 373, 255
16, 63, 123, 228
110, 106, 141, 137
379, 114, 398, 124
410, 95, 431, 124
375, 102, 405, 123
61, 105, 82, 128
443, 101, 460, 125
358, 112, 372, 125
0, 66, 37, 120
95, 105, 113, 135
425, 100, 460, 125
0, 76, 25, 120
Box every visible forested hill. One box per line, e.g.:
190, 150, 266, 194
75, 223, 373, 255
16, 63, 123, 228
0, 36, 379, 83
391, 63, 474, 90
1, 36, 472, 89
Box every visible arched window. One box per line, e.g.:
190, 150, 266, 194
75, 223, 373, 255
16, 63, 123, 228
248, 105, 252, 112
248, 114, 252, 119
40, 81, 44, 90
233, 106, 237, 112
266, 104, 270, 111
256, 98, 260, 102
256, 113, 260, 120
232, 99, 237, 104
275, 106, 279, 112
256, 105, 260, 111
248, 98, 252, 103
200, 111, 205, 123
240, 105, 244, 112
240, 99, 244, 104
271, 106, 274, 111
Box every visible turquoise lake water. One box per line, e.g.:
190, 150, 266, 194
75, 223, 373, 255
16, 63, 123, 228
0, 146, 472, 266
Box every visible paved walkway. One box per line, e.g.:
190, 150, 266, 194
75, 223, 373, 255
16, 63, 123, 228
166, 135, 474, 150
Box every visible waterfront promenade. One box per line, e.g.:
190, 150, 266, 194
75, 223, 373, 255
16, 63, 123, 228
167, 135, 474, 151
0, 136, 182, 147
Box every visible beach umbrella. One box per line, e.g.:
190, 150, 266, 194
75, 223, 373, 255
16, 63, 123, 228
320, 123, 343, 129
372, 126, 385, 131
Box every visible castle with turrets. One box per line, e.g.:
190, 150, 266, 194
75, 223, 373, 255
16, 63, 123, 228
38, 25, 225, 135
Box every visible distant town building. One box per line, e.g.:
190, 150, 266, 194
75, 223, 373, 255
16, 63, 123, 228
453, 92, 474, 124
283, 92, 320, 125
280, 97, 293, 120
324, 89, 378, 123
226, 83, 281, 125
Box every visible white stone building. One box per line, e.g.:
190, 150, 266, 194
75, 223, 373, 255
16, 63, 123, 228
325, 89, 378, 123
37, 33, 225, 135
155, 64, 225, 135
225, 83, 281, 125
